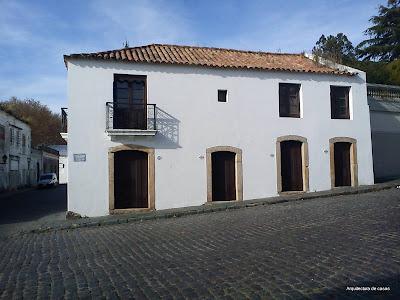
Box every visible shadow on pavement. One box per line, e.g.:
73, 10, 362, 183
0, 184, 67, 226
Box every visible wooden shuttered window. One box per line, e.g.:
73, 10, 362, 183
279, 83, 301, 118
331, 86, 350, 119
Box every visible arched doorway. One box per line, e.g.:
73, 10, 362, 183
276, 135, 309, 193
206, 146, 243, 202
109, 145, 155, 212
330, 137, 358, 187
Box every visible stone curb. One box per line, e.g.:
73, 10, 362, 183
21, 180, 400, 236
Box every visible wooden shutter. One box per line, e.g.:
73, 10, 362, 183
279, 83, 300, 118
331, 86, 350, 119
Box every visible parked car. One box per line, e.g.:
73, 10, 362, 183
37, 173, 58, 188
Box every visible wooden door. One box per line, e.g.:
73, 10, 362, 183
114, 151, 148, 209
212, 151, 236, 201
334, 142, 351, 187
281, 141, 303, 191
113, 74, 147, 129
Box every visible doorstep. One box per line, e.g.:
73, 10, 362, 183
18, 180, 400, 236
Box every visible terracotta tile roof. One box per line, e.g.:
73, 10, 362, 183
64, 44, 354, 76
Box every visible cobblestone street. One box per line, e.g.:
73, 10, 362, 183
0, 188, 399, 299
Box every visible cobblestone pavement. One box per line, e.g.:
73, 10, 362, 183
0, 189, 399, 299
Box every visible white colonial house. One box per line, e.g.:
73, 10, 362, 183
63, 44, 374, 217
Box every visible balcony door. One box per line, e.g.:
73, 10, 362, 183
113, 74, 147, 130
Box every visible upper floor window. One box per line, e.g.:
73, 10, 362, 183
10, 128, 14, 144
331, 86, 350, 119
218, 90, 227, 102
279, 83, 300, 118
0, 125, 4, 152
22, 134, 26, 154
113, 74, 146, 104
16, 130, 20, 147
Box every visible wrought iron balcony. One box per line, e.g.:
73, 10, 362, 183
60, 108, 68, 141
367, 83, 400, 101
106, 102, 157, 136
61, 108, 68, 131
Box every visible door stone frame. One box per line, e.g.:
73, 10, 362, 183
206, 146, 243, 203
276, 135, 309, 194
329, 137, 358, 188
108, 144, 155, 213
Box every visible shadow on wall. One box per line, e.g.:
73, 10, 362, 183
155, 107, 180, 148
110, 106, 181, 149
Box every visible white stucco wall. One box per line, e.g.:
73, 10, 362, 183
59, 155, 68, 184
66, 59, 374, 217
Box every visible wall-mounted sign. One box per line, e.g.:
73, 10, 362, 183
73, 153, 86, 162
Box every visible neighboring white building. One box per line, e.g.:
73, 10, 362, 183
0, 109, 34, 190
63, 44, 374, 217
368, 84, 400, 182
49, 145, 68, 184
31, 146, 60, 183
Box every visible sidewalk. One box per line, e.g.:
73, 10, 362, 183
14, 179, 399, 237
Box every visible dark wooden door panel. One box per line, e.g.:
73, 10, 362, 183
114, 151, 148, 209
334, 142, 351, 187
113, 75, 147, 129
281, 141, 303, 191
212, 152, 236, 201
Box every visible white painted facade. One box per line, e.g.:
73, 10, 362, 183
49, 145, 68, 184
58, 156, 68, 184
66, 59, 374, 217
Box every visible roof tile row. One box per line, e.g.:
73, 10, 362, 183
64, 44, 354, 76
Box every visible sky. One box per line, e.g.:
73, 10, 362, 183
0, 0, 386, 112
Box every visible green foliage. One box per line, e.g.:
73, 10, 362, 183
312, 33, 356, 64
386, 59, 400, 84
0, 97, 65, 147
357, 0, 400, 61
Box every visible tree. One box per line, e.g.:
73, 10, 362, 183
312, 33, 356, 64
0, 97, 65, 147
357, 0, 400, 61
385, 59, 400, 84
